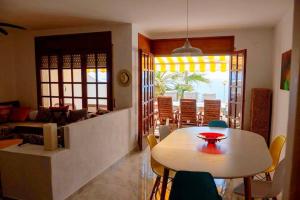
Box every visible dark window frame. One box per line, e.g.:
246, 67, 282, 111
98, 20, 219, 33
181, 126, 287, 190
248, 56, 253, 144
35, 32, 113, 111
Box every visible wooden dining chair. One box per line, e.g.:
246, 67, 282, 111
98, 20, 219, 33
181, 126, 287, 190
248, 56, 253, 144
179, 99, 198, 127
157, 96, 178, 128
202, 100, 221, 126
147, 134, 175, 200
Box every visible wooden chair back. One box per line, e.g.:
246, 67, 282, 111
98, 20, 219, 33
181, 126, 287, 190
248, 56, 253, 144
180, 99, 197, 126
157, 96, 174, 122
203, 100, 221, 125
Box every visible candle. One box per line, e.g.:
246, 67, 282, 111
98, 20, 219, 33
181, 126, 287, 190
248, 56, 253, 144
43, 123, 58, 151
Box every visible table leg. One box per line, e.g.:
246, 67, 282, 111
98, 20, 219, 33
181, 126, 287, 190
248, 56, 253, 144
160, 168, 169, 200
244, 177, 253, 200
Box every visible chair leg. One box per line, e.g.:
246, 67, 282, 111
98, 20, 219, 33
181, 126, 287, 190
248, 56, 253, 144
265, 172, 272, 181
150, 176, 161, 200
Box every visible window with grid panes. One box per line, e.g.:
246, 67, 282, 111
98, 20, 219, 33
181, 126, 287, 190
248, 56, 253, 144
36, 32, 113, 112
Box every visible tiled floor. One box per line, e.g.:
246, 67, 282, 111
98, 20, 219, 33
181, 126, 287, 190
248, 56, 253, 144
67, 147, 247, 200
67, 148, 154, 200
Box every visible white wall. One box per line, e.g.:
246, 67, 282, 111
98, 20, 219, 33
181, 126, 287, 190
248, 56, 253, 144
0, 35, 17, 102
271, 8, 294, 140
150, 28, 274, 130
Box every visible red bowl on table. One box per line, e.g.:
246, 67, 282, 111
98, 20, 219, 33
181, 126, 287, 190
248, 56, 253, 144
197, 132, 227, 144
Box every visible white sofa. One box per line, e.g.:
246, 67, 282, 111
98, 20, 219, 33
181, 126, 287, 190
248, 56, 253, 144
0, 108, 137, 200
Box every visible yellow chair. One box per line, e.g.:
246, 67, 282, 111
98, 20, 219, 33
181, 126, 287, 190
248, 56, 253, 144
147, 134, 175, 200
264, 135, 286, 180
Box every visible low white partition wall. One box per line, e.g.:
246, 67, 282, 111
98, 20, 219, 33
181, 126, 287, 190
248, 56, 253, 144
0, 108, 137, 200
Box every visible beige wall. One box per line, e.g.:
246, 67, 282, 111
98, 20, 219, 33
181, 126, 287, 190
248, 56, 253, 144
6, 24, 133, 110
150, 28, 274, 130
271, 8, 294, 140
0, 35, 17, 102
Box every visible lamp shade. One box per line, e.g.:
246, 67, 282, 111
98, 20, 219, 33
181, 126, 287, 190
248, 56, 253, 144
171, 39, 203, 57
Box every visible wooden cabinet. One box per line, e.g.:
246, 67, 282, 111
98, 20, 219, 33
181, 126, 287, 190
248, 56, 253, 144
250, 88, 272, 145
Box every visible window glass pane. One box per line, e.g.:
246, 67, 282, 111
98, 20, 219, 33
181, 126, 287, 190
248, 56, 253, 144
63, 69, 72, 82
51, 84, 59, 96
87, 69, 96, 83
88, 99, 97, 112
73, 69, 82, 82
41, 56, 49, 68
72, 54, 81, 68
42, 97, 50, 107
41, 84, 50, 96
97, 53, 107, 67
49, 55, 58, 68
64, 98, 74, 110
63, 55, 71, 68
87, 54, 96, 68
41, 70, 49, 82
74, 98, 83, 110
63, 84, 72, 97
51, 98, 59, 107
97, 69, 107, 82
97, 84, 107, 98
98, 99, 107, 110
87, 84, 96, 97
50, 69, 58, 82
73, 84, 82, 97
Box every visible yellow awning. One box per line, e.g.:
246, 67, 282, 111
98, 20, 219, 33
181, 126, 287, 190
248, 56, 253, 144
154, 56, 230, 72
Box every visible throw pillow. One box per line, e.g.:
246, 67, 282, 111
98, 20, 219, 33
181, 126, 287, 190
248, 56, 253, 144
28, 110, 38, 121
9, 107, 31, 122
68, 109, 88, 123
36, 107, 52, 122
0, 106, 12, 123
21, 133, 44, 145
50, 106, 69, 126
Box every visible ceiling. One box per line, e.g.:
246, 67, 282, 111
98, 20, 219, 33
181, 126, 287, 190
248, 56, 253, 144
0, 0, 292, 36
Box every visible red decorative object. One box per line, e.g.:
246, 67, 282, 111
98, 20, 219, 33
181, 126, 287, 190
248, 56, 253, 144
9, 107, 31, 122
198, 132, 226, 144
198, 144, 225, 154
0, 106, 12, 123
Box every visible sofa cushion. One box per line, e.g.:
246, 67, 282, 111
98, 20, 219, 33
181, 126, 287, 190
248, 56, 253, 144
36, 107, 52, 122
50, 106, 69, 126
68, 109, 87, 123
9, 107, 31, 122
20, 134, 44, 145
28, 110, 38, 121
0, 106, 12, 123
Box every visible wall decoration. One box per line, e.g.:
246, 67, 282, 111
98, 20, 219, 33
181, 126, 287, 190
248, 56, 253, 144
118, 69, 131, 87
280, 50, 292, 91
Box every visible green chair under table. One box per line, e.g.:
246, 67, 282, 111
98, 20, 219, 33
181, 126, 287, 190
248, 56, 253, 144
169, 171, 222, 200
208, 120, 228, 128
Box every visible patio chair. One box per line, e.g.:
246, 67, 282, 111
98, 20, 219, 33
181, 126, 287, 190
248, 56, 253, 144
179, 99, 199, 127
234, 159, 286, 200
202, 100, 221, 126
169, 171, 222, 200
157, 96, 178, 128
147, 134, 175, 200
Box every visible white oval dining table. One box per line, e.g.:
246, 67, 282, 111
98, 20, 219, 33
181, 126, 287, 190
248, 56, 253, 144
151, 127, 272, 200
